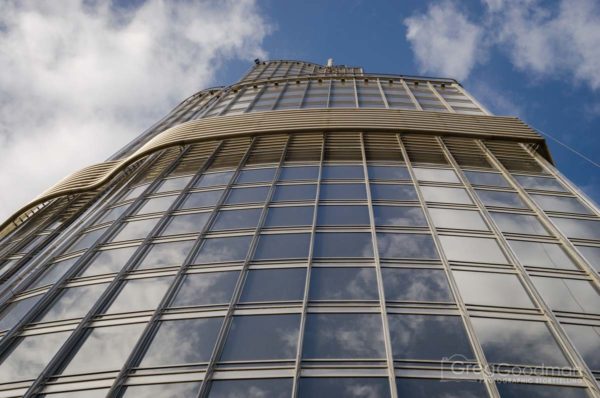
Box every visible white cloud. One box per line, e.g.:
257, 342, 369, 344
0, 0, 270, 221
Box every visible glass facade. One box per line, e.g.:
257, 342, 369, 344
0, 60, 598, 398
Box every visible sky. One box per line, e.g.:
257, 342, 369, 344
0, 0, 599, 221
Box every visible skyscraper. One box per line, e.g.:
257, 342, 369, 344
0, 59, 598, 397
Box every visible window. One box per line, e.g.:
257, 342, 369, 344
0, 295, 42, 331
220, 314, 300, 361
139, 317, 223, 366
317, 205, 370, 226
508, 240, 578, 270
388, 315, 474, 360
471, 318, 569, 366
439, 236, 508, 264
80, 247, 137, 278
320, 183, 367, 200
240, 268, 306, 302
111, 219, 159, 242
563, 324, 600, 371
105, 277, 173, 314
429, 208, 488, 230
453, 271, 534, 308
136, 240, 194, 270
396, 378, 488, 398
321, 165, 364, 180
211, 208, 262, 231
196, 171, 234, 188
368, 165, 410, 181
491, 212, 548, 235
279, 166, 319, 181
314, 232, 373, 258
298, 378, 391, 398
123, 383, 200, 398
67, 227, 108, 252
413, 167, 460, 183
576, 245, 600, 272
209, 379, 292, 398
236, 168, 276, 184
194, 236, 252, 264
161, 212, 210, 236
377, 233, 438, 260
309, 267, 378, 301
370, 184, 417, 201
264, 206, 314, 227
31, 256, 80, 288
514, 175, 567, 192
122, 183, 150, 200
464, 171, 509, 187
382, 268, 452, 302
156, 176, 192, 193
496, 383, 590, 398
374, 206, 426, 227
171, 271, 239, 307
272, 184, 317, 202
38, 283, 108, 322
531, 194, 592, 214
180, 190, 223, 209
531, 277, 600, 314
476, 190, 527, 209
254, 233, 311, 260
421, 186, 472, 204
136, 195, 177, 215
551, 217, 600, 240
97, 204, 129, 224
225, 186, 269, 205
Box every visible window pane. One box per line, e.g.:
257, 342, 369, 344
240, 268, 306, 302
491, 212, 548, 235
320, 183, 367, 200
368, 165, 410, 180
225, 186, 269, 205
60, 323, 146, 374
476, 190, 527, 208
254, 233, 311, 260
136, 195, 177, 215
576, 245, 600, 272
0, 295, 42, 331
514, 175, 567, 192
439, 236, 508, 264
396, 378, 488, 398
309, 267, 378, 301
264, 206, 314, 227
298, 378, 391, 398
421, 186, 472, 204
211, 208, 262, 231
508, 240, 578, 270
464, 171, 509, 187
171, 271, 239, 307
563, 323, 600, 371
209, 379, 292, 398
382, 268, 452, 302
531, 194, 592, 214
105, 277, 173, 314
429, 208, 488, 230
123, 383, 200, 398
122, 184, 149, 200
551, 217, 600, 240
314, 232, 373, 258
471, 318, 569, 366
321, 165, 364, 180
80, 247, 137, 277
157, 176, 192, 193
453, 271, 534, 308
374, 205, 426, 227
236, 168, 276, 184
220, 314, 300, 361
180, 190, 223, 209
377, 233, 438, 260
496, 383, 589, 398
279, 166, 319, 181
98, 204, 129, 224
32, 256, 80, 288
68, 227, 107, 252
388, 314, 474, 360
272, 184, 317, 202
196, 171, 234, 188
161, 212, 210, 236
136, 240, 194, 270
194, 236, 252, 264
532, 277, 600, 314
317, 205, 370, 226
43, 389, 109, 397
111, 219, 159, 242
303, 313, 385, 359
370, 184, 417, 201
413, 167, 460, 183
139, 317, 222, 366
38, 283, 108, 322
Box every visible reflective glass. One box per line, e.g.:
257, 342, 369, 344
122, 183, 150, 200
368, 165, 410, 180
471, 318, 569, 366
156, 176, 192, 193
161, 212, 210, 236
180, 190, 223, 209
211, 208, 262, 231
413, 167, 460, 183
60, 323, 146, 374
0, 331, 70, 382
254, 233, 311, 260
421, 186, 472, 204
491, 212, 548, 235
298, 378, 391, 398
508, 240, 578, 270
111, 219, 159, 242
531, 277, 600, 314
236, 168, 276, 184
321, 165, 364, 180
320, 183, 367, 200
80, 247, 137, 277
209, 379, 292, 398
220, 314, 300, 361
453, 271, 534, 308
136, 240, 194, 269
140, 317, 222, 366
429, 208, 488, 230
476, 190, 527, 208
194, 236, 252, 264
98, 204, 129, 224
38, 283, 108, 322
196, 171, 234, 188
464, 170, 509, 187
388, 314, 474, 360
31, 256, 80, 288
562, 323, 600, 371
105, 276, 173, 314
551, 217, 600, 240
123, 383, 200, 398
314, 232, 373, 258
576, 245, 600, 272
370, 183, 418, 201
514, 175, 567, 192
303, 313, 385, 359
240, 268, 306, 302
382, 268, 452, 302
272, 184, 317, 202
531, 194, 592, 214
0, 295, 42, 331
171, 271, 239, 307
225, 186, 269, 205
396, 378, 489, 398
309, 267, 378, 301
68, 227, 108, 252
43, 389, 109, 397
439, 236, 508, 264
279, 166, 319, 181
496, 383, 589, 398
377, 233, 438, 260
136, 195, 177, 215
264, 206, 314, 227
374, 205, 426, 227
317, 205, 370, 226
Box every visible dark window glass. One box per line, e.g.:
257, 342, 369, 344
317, 205, 370, 226
396, 378, 488, 398
136, 240, 194, 270
368, 165, 410, 181
220, 314, 300, 361
321, 165, 364, 180
302, 313, 386, 359
471, 318, 569, 366
225, 186, 269, 205
31, 256, 80, 288
38, 283, 108, 322
576, 245, 600, 272
196, 171, 234, 188
136, 195, 177, 215
254, 233, 311, 260
194, 236, 252, 264
80, 246, 137, 277
240, 268, 306, 302
298, 378, 391, 398
374, 205, 426, 227
508, 240, 578, 270
531, 194, 592, 214
156, 176, 192, 193
211, 208, 262, 231
453, 271, 534, 308
314, 232, 373, 258
236, 168, 276, 184
496, 383, 589, 398
161, 212, 210, 236
0, 295, 42, 331
421, 186, 472, 204
105, 277, 173, 314
272, 184, 317, 202
320, 183, 367, 200
264, 206, 314, 227
180, 190, 223, 209
68, 227, 108, 252
413, 167, 460, 183
370, 183, 418, 201
382, 268, 452, 302
429, 208, 488, 230
139, 317, 222, 366
111, 219, 159, 242
123, 383, 200, 398
476, 190, 527, 209
531, 277, 600, 314
279, 166, 319, 181
171, 271, 239, 307
388, 314, 474, 360
514, 175, 567, 192
309, 267, 378, 301
209, 378, 292, 398
0, 331, 70, 383
563, 324, 600, 371
491, 212, 548, 235
464, 170, 509, 187
551, 217, 600, 240
377, 233, 438, 260
439, 236, 507, 264
60, 323, 146, 374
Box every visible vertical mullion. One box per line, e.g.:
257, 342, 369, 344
299, 80, 311, 108
428, 82, 453, 113
326, 79, 333, 108
454, 83, 492, 115
218, 88, 245, 116
271, 82, 287, 111
377, 78, 390, 109
401, 79, 422, 111
244, 84, 266, 113
352, 78, 359, 108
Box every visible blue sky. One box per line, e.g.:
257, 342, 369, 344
0, 0, 598, 220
